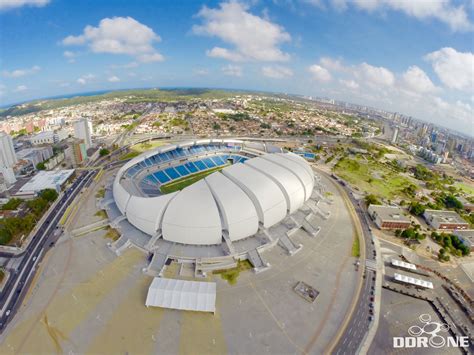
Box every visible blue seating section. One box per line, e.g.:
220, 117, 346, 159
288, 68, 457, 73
123, 143, 249, 192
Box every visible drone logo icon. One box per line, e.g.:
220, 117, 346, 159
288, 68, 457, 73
407, 314, 450, 348
393, 313, 470, 349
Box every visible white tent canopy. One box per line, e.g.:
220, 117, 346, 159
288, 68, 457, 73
394, 273, 433, 289
145, 278, 216, 313
391, 259, 417, 271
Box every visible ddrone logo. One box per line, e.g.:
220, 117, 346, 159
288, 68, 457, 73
393, 314, 470, 349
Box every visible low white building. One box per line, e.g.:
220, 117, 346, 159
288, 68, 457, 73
16, 169, 75, 197
16, 146, 53, 168
30, 130, 68, 145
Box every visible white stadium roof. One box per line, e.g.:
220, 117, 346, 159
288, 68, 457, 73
205, 172, 259, 242
112, 141, 315, 246
146, 278, 216, 313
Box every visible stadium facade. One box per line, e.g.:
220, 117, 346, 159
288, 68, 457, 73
103, 139, 327, 275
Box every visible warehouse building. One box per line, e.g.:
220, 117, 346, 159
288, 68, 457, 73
367, 205, 411, 230
423, 209, 469, 231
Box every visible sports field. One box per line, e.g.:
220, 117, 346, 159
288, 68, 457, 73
160, 165, 229, 194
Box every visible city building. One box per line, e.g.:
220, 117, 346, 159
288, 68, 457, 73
458, 196, 474, 213
64, 138, 88, 167
367, 205, 412, 230
16, 169, 75, 198
423, 209, 469, 231
29, 130, 68, 145
16, 146, 53, 168
0, 132, 18, 168
0, 172, 7, 194
391, 127, 399, 144
453, 230, 474, 252
73, 118, 93, 149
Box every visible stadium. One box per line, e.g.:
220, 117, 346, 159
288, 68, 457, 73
103, 139, 328, 275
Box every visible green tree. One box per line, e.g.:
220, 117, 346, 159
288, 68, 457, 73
36, 162, 46, 170
409, 202, 426, 216
365, 194, 381, 206
99, 148, 110, 157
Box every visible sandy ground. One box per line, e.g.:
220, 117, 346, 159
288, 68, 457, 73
0, 169, 358, 354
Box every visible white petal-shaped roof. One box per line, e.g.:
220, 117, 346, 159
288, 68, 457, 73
261, 153, 314, 201
221, 163, 287, 228
113, 178, 131, 214
162, 180, 222, 245
112, 143, 315, 246
126, 192, 178, 236
205, 172, 259, 241
277, 152, 315, 184
245, 157, 306, 213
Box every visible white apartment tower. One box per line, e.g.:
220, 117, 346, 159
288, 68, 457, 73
73, 118, 93, 149
0, 132, 18, 168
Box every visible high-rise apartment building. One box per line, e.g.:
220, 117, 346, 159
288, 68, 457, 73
0, 132, 18, 168
73, 118, 93, 149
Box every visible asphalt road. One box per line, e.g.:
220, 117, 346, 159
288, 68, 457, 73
333, 181, 378, 355
0, 170, 96, 333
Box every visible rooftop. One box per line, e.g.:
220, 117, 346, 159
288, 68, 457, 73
18, 169, 74, 195
368, 205, 410, 222
424, 209, 468, 225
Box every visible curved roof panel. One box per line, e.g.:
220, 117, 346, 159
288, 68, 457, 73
221, 163, 287, 228
277, 153, 314, 184
162, 180, 222, 245
113, 179, 131, 214
245, 157, 305, 213
205, 172, 259, 241
126, 192, 178, 236
261, 154, 314, 201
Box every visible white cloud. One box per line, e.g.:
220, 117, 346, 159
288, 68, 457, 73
194, 68, 209, 76
62, 17, 164, 62
63, 50, 75, 58
308, 64, 332, 82
329, 0, 472, 31
108, 76, 120, 82
193, 1, 291, 62
221, 64, 242, 77
110, 62, 139, 69
137, 53, 164, 63
77, 73, 95, 85
0, 0, 50, 11
320, 57, 346, 72
401, 65, 438, 93
425, 47, 474, 91
356, 62, 395, 87
2, 65, 40, 78
339, 79, 359, 89
262, 65, 293, 79
14, 85, 27, 92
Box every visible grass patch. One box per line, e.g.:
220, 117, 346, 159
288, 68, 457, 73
95, 188, 105, 199
104, 227, 120, 241
160, 165, 229, 194
334, 156, 414, 200
213, 260, 252, 285
454, 182, 474, 195
119, 151, 140, 161
94, 210, 107, 219
352, 235, 360, 257
130, 140, 167, 153
0, 269, 4, 283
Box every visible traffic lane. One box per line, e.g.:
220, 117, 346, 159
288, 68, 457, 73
335, 271, 375, 354
0, 171, 96, 330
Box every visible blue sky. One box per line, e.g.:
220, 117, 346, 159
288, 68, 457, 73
0, 0, 473, 134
